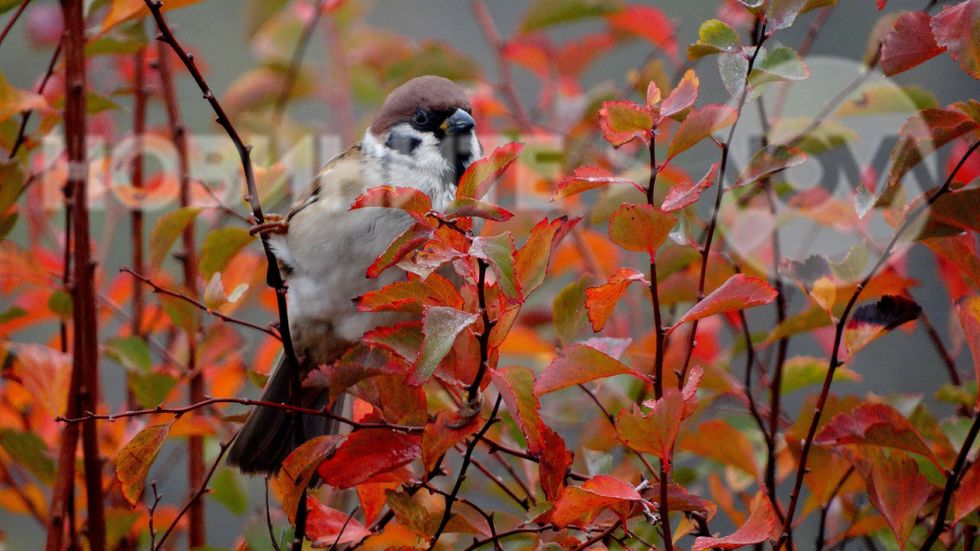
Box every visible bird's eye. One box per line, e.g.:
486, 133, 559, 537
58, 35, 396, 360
413, 110, 429, 126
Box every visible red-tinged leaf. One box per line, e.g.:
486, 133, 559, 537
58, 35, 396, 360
553, 166, 641, 199
598, 101, 654, 147
958, 296, 980, 408
607, 5, 677, 57
662, 163, 718, 212
844, 295, 922, 355
692, 494, 777, 550
688, 19, 740, 59
931, 0, 980, 79
385, 489, 435, 537
585, 268, 649, 331
539, 424, 573, 501
408, 306, 479, 385
659, 69, 699, 120
363, 322, 423, 365
515, 216, 578, 296
608, 203, 677, 255
672, 274, 778, 329
615, 389, 684, 459
421, 410, 482, 476
814, 402, 942, 468
955, 461, 980, 522
880, 12, 945, 76
679, 419, 760, 478
650, 483, 713, 514
888, 108, 980, 189
924, 235, 980, 291
357, 482, 399, 524
116, 424, 170, 506
443, 197, 513, 221
667, 104, 738, 159
317, 430, 421, 488
350, 186, 433, 223
306, 494, 371, 546
878, 0, 888, 9
366, 223, 434, 279
457, 142, 523, 200
646, 80, 662, 106
548, 475, 644, 528
471, 232, 521, 302
732, 145, 807, 188
852, 448, 932, 549
355, 276, 460, 315
493, 365, 544, 454
502, 37, 551, 78
273, 435, 344, 520
534, 343, 645, 396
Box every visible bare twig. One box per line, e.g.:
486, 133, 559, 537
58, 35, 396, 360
270, 0, 329, 133
470, 0, 532, 130
152, 440, 231, 551
0, 0, 30, 50
921, 411, 980, 550
9, 41, 61, 160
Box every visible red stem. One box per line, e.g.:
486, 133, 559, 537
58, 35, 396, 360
0, 0, 30, 50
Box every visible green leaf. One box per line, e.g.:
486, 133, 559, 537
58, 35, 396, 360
519, 0, 621, 33
104, 336, 152, 373
688, 19, 740, 59
471, 232, 521, 302
160, 294, 200, 335
781, 355, 861, 394
767, 0, 808, 30
199, 227, 254, 280
408, 306, 479, 386
128, 371, 177, 409
210, 468, 248, 515
748, 46, 810, 87
149, 207, 200, 268
86, 20, 148, 56
116, 424, 171, 506
0, 306, 26, 324
0, 212, 18, 239
835, 83, 937, 117
0, 428, 55, 483
553, 276, 594, 345
0, 161, 23, 214
48, 290, 73, 320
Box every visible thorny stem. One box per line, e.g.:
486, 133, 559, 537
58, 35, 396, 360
156, 36, 208, 547
921, 410, 980, 550
429, 395, 504, 549
123, 268, 282, 339
677, 26, 768, 388
57, 396, 425, 433
775, 140, 980, 551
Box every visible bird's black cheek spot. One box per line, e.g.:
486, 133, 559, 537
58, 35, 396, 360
385, 133, 422, 155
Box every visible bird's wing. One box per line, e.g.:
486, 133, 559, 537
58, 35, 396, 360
286, 144, 363, 222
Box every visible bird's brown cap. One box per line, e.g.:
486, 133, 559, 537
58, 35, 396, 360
369, 75, 472, 136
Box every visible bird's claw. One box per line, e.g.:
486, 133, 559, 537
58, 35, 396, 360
249, 213, 289, 236
450, 393, 484, 427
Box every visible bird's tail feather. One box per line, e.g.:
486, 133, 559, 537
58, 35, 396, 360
227, 355, 338, 475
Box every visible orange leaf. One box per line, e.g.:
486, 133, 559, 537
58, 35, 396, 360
585, 268, 648, 331
814, 402, 942, 469
492, 365, 544, 454
457, 142, 523, 200
615, 389, 684, 459
421, 410, 482, 475
553, 166, 641, 200
659, 69, 699, 119
608, 203, 676, 255
548, 474, 644, 527
598, 101, 654, 147
667, 104, 737, 159
662, 163, 718, 212
692, 494, 777, 550
534, 343, 644, 396
672, 274, 778, 329
115, 424, 170, 506
273, 435, 343, 521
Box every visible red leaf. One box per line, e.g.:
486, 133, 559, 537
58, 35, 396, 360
306, 494, 371, 546
409, 306, 479, 386
357, 482, 398, 524
539, 425, 573, 501
615, 389, 684, 459
356, 274, 464, 315
274, 435, 344, 521
852, 448, 932, 549
548, 474, 644, 528
515, 216, 579, 296
662, 163, 718, 212
116, 424, 170, 506
457, 142, 523, 200
553, 166, 641, 200
956, 461, 980, 522
878, 0, 888, 9
349, 185, 433, 223
607, 5, 677, 58
880, 12, 946, 76
667, 103, 737, 159
608, 203, 677, 255
672, 274, 778, 329
421, 410, 482, 475
317, 430, 421, 488
492, 365, 544, 454
443, 197, 514, 221
888, 108, 980, 189
534, 343, 645, 396
931, 0, 980, 80
957, 296, 980, 408
692, 494, 777, 550
366, 223, 435, 278
598, 100, 654, 147
585, 268, 648, 331
659, 69, 699, 119
814, 402, 942, 468
363, 321, 423, 365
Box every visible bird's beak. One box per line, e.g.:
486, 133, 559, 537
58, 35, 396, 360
441, 108, 475, 135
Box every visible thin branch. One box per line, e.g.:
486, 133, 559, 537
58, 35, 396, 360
0, 0, 30, 51
573, 519, 622, 551
270, 0, 328, 133
470, 0, 532, 131
466, 259, 496, 404
122, 267, 282, 339
774, 140, 980, 551
577, 383, 658, 478
428, 395, 504, 548
9, 41, 62, 160
921, 411, 980, 550
152, 439, 231, 551
816, 466, 854, 551
463, 526, 551, 551
459, 445, 530, 510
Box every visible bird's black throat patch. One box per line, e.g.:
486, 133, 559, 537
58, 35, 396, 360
385, 132, 422, 156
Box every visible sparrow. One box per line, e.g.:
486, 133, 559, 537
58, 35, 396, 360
227, 75, 482, 475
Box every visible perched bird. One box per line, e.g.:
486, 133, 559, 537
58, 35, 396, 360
227, 75, 481, 474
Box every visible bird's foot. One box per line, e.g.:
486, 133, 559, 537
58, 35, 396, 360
450, 393, 484, 427
249, 213, 289, 236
